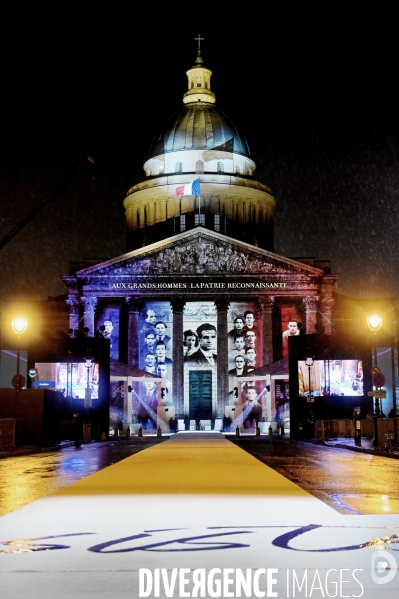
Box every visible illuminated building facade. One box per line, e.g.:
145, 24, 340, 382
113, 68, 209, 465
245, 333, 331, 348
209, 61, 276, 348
62, 44, 338, 430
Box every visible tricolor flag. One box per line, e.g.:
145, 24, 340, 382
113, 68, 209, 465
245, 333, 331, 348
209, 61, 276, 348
175, 178, 200, 197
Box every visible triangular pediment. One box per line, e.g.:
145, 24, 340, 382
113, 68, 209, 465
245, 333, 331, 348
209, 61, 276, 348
77, 228, 323, 278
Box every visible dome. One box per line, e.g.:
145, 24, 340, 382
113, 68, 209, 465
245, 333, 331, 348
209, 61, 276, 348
149, 104, 250, 159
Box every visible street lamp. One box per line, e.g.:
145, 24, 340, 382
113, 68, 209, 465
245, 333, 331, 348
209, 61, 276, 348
367, 313, 383, 446
305, 357, 314, 437
305, 357, 314, 398
11, 314, 28, 419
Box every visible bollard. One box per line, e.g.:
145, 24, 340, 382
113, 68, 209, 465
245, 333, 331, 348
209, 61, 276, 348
157, 426, 162, 437
126, 426, 131, 438
235, 426, 240, 437
256, 426, 260, 436
280, 423, 284, 436
268, 425, 273, 436
138, 427, 143, 437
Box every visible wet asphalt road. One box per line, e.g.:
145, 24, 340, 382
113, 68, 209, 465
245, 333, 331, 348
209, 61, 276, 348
232, 437, 399, 515
0, 437, 166, 517
0, 436, 398, 517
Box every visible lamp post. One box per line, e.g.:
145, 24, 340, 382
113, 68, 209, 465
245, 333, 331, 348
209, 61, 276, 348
305, 357, 314, 437
367, 313, 383, 446
11, 315, 28, 419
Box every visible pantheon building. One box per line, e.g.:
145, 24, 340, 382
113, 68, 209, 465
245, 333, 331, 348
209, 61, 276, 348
62, 44, 337, 430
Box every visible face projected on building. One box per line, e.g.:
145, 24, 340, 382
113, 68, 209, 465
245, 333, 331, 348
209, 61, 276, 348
157, 363, 168, 378
199, 329, 216, 352
244, 312, 255, 328
156, 342, 167, 361
246, 348, 256, 366
235, 356, 245, 372
245, 387, 258, 404
233, 317, 244, 332
287, 321, 298, 335
245, 331, 256, 348
145, 354, 156, 368
103, 320, 113, 336
233, 335, 245, 351
144, 332, 156, 348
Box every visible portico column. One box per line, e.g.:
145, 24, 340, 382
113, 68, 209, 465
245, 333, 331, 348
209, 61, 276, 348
66, 296, 80, 336
171, 298, 186, 415
127, 297, 142, 368
81, 296, 97, 336
258, 296, 275, 366
215, 297, 229, 419
320, 296, 334, 334
303, 296, 319, 334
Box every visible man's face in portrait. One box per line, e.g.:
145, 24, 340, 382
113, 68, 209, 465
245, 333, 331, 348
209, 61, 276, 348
145, 333, 156, 348
235, 356, 245, 371
104, 321, 113, 336
245, 313, 255, 328
288, 321, 298, 335
155, 323, 167, 337
145, 354, 156, 368
246, 349, 256, 363
199, 330, 216, 352
156, 343, 167, 360
245, 331, 256, 347
157, 364, 168, 378
246, 388, 258, 404
234, 336, 245, 351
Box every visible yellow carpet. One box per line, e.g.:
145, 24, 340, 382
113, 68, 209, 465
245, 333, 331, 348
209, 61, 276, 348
54, 433, 311, 497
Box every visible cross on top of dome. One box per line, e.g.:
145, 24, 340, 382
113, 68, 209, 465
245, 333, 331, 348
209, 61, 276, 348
194, 34, 204, 66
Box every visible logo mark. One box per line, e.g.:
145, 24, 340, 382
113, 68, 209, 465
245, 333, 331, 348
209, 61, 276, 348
371, 550, 397, 585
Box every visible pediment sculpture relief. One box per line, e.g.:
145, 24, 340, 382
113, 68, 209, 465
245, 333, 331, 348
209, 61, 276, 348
94, 237, 307, 276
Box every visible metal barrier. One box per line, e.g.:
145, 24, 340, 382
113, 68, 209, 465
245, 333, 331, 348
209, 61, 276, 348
315, 418, 398, 443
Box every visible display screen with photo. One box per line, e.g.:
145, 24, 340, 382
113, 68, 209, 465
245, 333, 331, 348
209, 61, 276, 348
34, 362, 100, 399
298, 359, 364, 397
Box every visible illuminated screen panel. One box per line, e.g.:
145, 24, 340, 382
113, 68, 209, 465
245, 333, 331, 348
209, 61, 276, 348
34, 362, 100, 399
298, 359, 363, 397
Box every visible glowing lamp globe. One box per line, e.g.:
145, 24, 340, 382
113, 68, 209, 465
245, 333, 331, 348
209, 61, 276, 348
367, 314, 382, 332
11, 316, 28, 337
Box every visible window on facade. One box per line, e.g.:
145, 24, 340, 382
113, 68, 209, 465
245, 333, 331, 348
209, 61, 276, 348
196, 160, 204, 174
217, 161, 224, 173
175, 162, 183, 173
191, 82, 194, 89
197, 82, 201, 87
214, 214, 220, 232
235, 165, 241, 174
180, 214, 186, 232
205, 82, 208, 89
195, 214, 206, 227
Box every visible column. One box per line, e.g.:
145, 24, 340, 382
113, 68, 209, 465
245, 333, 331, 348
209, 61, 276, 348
138, 204, 146, 229
147, 202, 156, 226
320, 296, 334, 334
81, 296, 97, 336
215, 297, 229, 419
303, 296, 319, 334
171, 298, 186, 416
258, 296, 275, 366
66, 296, 80, 335
127, 297, 142, 368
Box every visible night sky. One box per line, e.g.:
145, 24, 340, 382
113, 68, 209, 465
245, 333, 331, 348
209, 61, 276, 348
2, 12, 399, 303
